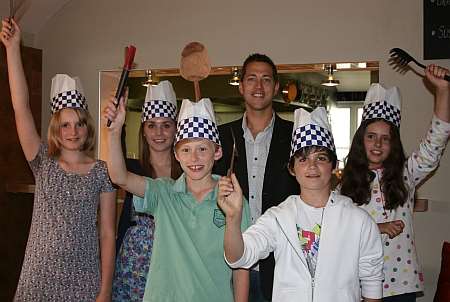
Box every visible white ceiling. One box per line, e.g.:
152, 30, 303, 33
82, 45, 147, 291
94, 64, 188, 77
0, 0, 71, 35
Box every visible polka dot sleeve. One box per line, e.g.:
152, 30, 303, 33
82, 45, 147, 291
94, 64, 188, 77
405, 115, 450, 187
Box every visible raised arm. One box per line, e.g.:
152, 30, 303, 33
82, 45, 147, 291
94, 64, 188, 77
1, 18, 40, 160
218, 175, 249, 301
405, 65, 450, 186
102, 95, 145, 197
218, 174, 245, 263
425, 64, 450, 122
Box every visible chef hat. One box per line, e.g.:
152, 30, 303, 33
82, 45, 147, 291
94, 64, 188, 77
362, 83, 401, 128
50, 74, 87, 114
175, 98, 220, 146
290, 107, 335, 158
141, 80, 177, 122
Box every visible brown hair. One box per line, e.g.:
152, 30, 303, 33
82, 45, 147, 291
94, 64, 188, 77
138, 122, 182, 179
288, 146, 338, 173
340, 118, 408, 209
241, 53, 278, 82
47, 108, 96, 157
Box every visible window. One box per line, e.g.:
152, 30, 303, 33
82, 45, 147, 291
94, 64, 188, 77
357, 107, 363, 127
329, 103, 363, 168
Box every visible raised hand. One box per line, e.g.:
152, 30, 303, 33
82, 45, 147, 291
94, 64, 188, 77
425, 64, 450, 122
1, 18, 20, 49
425, 64, 450, 91
102, 92, 127, 132
217, 174, 243, 221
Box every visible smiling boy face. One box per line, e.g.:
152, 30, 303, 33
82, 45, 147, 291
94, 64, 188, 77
289, 147, 334, 193
175, 138, 222, 183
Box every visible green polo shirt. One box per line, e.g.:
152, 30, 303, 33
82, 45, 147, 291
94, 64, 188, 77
133, 174, 251, 302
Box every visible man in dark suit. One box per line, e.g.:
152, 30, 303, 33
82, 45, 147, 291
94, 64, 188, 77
214, 54, 299, 301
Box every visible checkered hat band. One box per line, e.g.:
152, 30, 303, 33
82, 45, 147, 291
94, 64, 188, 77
290, 124, 335, 158
51, 90, 87, 113
141, 100, 177, 122
362, 101, 401, 128
175, 117, 221, 146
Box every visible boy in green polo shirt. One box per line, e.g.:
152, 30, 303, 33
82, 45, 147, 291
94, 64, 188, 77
103, 96, 250, 302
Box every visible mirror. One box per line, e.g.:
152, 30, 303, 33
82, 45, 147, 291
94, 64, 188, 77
99, 61, 379, 168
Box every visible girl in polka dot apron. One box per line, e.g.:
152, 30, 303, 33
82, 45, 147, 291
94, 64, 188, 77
341, 65, 450, 302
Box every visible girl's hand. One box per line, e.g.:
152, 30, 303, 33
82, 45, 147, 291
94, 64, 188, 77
102, 91, 127, 132
1, 18, 20, 49
217, 174, 243, 221
425, 64, 450, 91
378, 220, 405, 239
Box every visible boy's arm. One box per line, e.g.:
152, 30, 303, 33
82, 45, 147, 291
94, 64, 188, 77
218, 174, 245, 262
232, 269, 249, 302
103, 95, 146, 197
220, 174, 277, 268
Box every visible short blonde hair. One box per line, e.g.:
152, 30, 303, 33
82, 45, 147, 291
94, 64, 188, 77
174, 138, 220, 153
47, 108, 96, 157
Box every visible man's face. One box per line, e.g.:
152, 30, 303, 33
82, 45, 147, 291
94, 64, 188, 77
239, 61, 279, 113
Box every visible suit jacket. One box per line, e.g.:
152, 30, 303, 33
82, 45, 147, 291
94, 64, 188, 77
214, 113, 299, 300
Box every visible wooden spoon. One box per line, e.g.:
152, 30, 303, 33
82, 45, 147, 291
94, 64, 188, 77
180, 42, 211, 101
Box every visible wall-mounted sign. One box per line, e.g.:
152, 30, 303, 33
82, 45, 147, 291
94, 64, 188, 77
424, 0, 450, 59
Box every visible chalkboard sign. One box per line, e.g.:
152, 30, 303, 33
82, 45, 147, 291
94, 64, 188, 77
424, 0, 450, 60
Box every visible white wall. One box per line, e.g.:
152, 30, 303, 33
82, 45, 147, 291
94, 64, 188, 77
35, 0, 449, 300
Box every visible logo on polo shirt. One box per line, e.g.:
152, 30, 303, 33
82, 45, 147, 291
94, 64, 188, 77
213, 209, 226, 228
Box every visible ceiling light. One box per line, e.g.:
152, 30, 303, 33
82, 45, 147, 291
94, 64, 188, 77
321, 64, 340, 87
142, 69, 159, 87
336, 63, 351, 69
228, 67, 240, 86
357, 62, 367, 68
336, 62, 367, 69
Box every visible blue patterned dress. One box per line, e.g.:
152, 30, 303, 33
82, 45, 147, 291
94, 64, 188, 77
112, 210, 155, 301
112, 159, 155, 302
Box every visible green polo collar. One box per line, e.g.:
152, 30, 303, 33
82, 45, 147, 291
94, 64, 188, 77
172, 173, 220, 202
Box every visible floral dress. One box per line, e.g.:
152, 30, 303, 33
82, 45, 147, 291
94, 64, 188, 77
112, 208, 155, 301
112, 159, 155, 302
